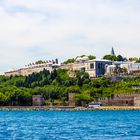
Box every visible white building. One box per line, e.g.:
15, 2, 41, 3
67, 57, 112, 78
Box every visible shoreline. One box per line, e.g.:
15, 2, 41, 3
0, 106, 140, 111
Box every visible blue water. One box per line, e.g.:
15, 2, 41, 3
0, 111, 140, 140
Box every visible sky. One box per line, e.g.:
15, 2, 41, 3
0, 0, 140, 74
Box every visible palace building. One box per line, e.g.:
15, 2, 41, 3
5, 48, 140, 78
5, 59, 60, 76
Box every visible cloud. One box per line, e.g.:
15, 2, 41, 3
0, 0, 140, 74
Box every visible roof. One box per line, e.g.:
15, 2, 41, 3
86, 59, 112, 62
107, 65, 116, 68
75, 56, 89, 61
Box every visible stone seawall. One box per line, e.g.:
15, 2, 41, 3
0, 106, 140, 111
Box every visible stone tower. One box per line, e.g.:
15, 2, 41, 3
68, 93, 76, 106
111, 47, 115, 56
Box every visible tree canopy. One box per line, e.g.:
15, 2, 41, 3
103, 54, 126, 61
1, 67, 140, 106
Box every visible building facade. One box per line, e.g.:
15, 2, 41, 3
68, 58, 112, 78
5, 59, 60, 76
85, 59, 112, 77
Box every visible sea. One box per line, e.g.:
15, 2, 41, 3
0, 110, 140, 140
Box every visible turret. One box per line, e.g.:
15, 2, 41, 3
111, 47, 115, 56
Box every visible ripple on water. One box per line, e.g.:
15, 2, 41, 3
0, 110, 140, 140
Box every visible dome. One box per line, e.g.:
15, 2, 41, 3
7, 68, 16, 72
75, 57, 82, 62
81, 56, 89, 61
76, 56, 89, 62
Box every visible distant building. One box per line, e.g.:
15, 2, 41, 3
84, 59, 112, 77
105, 61, 140, 76
70, 57, 112, 78
6, 53, 140, 78
120, 62, 140, 74
5, 69, 21, 77
5, 59, 60, 76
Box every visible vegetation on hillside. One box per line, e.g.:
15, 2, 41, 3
129, 57, 140, 62
0, 68, 140, 106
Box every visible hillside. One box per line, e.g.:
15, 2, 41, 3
0, 68, 140, 106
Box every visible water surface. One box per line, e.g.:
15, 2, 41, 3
0, 110, 140, 140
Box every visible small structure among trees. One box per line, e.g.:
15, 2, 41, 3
32, 95, 44, 106
68, 93, 76, 106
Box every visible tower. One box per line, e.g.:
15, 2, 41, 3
111, 47, 115, 56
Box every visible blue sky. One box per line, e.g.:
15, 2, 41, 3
0, 0, 140, 74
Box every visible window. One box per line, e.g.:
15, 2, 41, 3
98, 63, 100, 69
90, 63, 94, 69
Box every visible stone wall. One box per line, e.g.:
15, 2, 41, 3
99, 94, 140, 106
32, 95, 44, 106
134, 95, 140, 106
68, 93, 76, 106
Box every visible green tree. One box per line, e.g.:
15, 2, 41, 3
75, 94, 92, 101
63, 58, 75, 64
35, 60, 44, 64
0, 92, 7, 105
117, 55, 124, 61
88, 55, 96, 60
103, 55, 117, 61
67, 85, 80, 93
